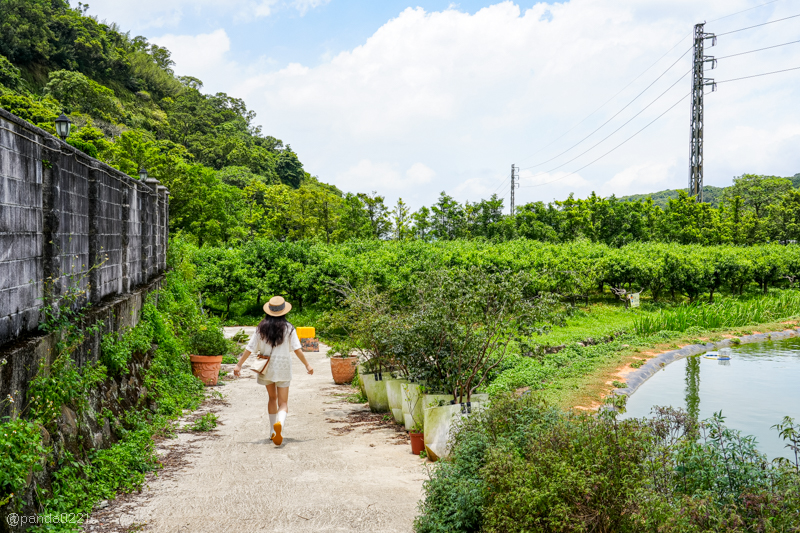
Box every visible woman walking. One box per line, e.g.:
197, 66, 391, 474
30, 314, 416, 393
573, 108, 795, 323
233, 296, 313, 445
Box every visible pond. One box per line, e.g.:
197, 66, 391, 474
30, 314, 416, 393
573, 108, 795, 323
622, 337, 800, 460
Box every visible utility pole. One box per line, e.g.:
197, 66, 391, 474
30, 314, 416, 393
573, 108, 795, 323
689, 22, 717, 203
510, 164, 519, 215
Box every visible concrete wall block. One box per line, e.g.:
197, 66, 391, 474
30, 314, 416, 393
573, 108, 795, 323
0, 174, 40, 206
0, 204, 43, 233
0, 232, 42, 262
0, 257, 40, 291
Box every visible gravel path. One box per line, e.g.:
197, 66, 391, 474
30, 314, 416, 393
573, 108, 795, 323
89, 342, 426, 533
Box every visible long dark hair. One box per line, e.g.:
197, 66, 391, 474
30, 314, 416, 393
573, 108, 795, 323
257, 315, 292, 348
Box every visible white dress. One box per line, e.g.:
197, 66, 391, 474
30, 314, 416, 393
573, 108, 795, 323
245, 326, 302, 385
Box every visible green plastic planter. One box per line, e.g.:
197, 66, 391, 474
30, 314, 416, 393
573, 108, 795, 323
386, 378, 407, 424
361, 372, 390, 413
423, 394, 489, 461
401, 382, 424, 431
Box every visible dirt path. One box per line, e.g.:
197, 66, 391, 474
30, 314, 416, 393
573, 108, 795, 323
87, 342, 426, 533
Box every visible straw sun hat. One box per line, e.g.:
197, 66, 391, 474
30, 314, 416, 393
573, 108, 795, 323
264, 296, 292, 317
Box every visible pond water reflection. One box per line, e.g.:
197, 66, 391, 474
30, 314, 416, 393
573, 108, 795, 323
622, 337, 800, 460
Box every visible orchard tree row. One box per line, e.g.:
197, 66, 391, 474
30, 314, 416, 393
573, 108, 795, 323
184, 238, 800, 315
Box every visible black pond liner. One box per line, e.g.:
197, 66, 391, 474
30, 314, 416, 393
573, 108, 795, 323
615, 328, 800, 398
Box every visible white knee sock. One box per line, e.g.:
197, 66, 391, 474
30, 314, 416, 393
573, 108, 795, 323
277, 410, 287, 427
269, 413, 277, 436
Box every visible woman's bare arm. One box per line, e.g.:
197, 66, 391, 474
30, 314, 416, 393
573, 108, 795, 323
233, 349, 251, 377
294, 349, 314, 374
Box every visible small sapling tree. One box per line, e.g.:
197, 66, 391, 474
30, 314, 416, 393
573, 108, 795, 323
402, 267, 557, 403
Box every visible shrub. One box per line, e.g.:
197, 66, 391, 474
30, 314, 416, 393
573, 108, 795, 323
481, 410, 652, 532
0, 417, 47, 507
399, 268, 558, 402
187, 324, 228, 356
415, 394, 561, 533
100, 313, 154, 375
415, 398, 800, 533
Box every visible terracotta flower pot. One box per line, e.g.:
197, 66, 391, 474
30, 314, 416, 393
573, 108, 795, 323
330, 356, 358, 384
190, 355, 223, 386
410, 432, 425, 456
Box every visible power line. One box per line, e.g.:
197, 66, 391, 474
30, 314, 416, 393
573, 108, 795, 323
716, 65, 800, 83
716, 12, 800, 36
503, 2, 794, 201
512, 2, 789, 171
707, 0, 780, 23
518, 69, 690, 183
520, 93, 690, 189
716, 38, 800, 60
489, 172, 511, 195
519, 47, 693, 171
515, 35, 692, 165
496, 182, 511, 202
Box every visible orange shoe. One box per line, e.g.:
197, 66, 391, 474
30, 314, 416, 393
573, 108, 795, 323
272, 422, 283, 446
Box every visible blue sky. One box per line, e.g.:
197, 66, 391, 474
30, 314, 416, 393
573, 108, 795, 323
85, 0, 800, 210
90, 1, 551, 70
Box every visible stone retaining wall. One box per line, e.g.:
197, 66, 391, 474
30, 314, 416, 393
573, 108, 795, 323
0, 107, 168, 348
0, 274, 165, 421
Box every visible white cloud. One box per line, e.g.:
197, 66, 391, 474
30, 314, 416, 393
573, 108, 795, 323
227, 1, 800, 210
293, 0, 332, 16
335, 161, 437, 192
406, 163, 436, 185
93, 0, 800, 210
335, 160, 402, 192
253, 0, 279, 18
152, 29, 232, 80
599, 161, 676, 197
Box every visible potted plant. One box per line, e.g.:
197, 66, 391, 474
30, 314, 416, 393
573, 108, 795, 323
322, 282, 403, 413
327, 342, 359, 384
402, 267, 556, 460
386, 375, 408, 424
409, 422, 425, 456
359, 359, 391, 412
188, 324, 229, 386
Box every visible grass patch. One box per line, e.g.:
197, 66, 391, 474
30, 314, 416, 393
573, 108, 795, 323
188, 413, 219, 432
634, 291, 800, 335
526, 303, 640, 348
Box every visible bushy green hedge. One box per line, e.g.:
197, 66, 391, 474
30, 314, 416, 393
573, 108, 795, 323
190, 238, 800, 315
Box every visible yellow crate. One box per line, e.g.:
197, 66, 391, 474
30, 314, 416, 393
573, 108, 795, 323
296, 327, 316, 339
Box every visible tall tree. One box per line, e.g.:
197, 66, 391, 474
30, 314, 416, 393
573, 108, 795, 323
431, 192, 464, 240
358, 192, 391, 239
412, 206, 433, 241
392, 198, 412, 240
724, 174, 793, 218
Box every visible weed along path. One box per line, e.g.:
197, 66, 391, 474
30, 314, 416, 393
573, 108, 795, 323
91, 341, 425, 533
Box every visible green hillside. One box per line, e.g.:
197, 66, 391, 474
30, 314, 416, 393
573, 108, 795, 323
620, 175, 800, 208
620, 185, 726, 207
0, 0, 375, 245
